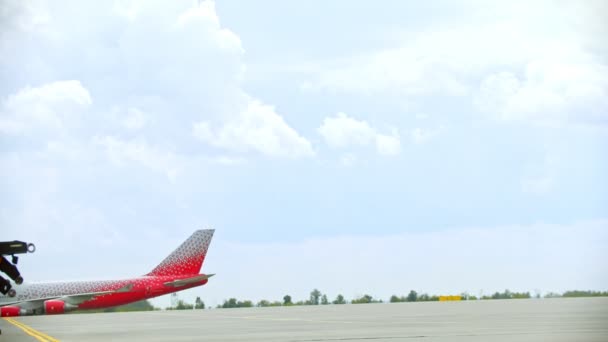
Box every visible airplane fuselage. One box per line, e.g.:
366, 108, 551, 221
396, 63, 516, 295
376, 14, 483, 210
0, 229, 214, 316
0, 275, 208, 314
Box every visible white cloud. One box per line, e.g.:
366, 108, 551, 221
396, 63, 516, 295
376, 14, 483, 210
0, 80, 91, 135
475, 58, 608, 125
6, 80, 91, 107
303, 2, 607, 127
192, 121, 214, 142
411, 127, 441, 145
0, 0, 51, 34
308, 44, 470, 96
375, 133, 401, 156
1, 1, 313, 162
209, 156, 247, 166
176, 1, 243, 54
303, 20, 540, 96
94, 136, 180, 182
339, 153, 357, 167
317, 112, 376, 148
44, 140, 90, 162
109, 1, 247, 105
193, 99, 314, 158
122, 107, 147, 130
318, 112, 401, 156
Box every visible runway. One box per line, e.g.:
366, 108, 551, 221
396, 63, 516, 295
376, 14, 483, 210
2, 297, 607, 341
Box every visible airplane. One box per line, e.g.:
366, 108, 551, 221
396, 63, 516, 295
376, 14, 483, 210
0, 229, 214, 316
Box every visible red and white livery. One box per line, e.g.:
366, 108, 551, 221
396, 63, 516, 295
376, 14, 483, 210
0, 229, 214, 316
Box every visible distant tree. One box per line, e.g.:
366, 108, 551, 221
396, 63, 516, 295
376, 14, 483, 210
195, 297, 205, 309
333, 294, 346, 305
238, 300, 253, 308
563, 290, 608, 298
222, 298, 238, 308
406, 290, 418, 302
390, 295, 402, 303
283, 295, 293, 306
321, 294, 329, 305
544, 292, 562, 298
310, 289, 322, 305
175, 300, 194, 310
257, 300, 271, 307
352, 294, 374, 304
418, 293, 430, 301
512, 292, 530, 299
497, 290, 511, 299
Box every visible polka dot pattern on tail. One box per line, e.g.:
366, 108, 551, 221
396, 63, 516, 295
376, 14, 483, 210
147, 229, 214, 277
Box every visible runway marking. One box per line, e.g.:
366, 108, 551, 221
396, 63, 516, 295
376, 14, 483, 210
3, 318, 60, 342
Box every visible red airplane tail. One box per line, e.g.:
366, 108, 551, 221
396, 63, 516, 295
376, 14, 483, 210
146, 229, 214, 277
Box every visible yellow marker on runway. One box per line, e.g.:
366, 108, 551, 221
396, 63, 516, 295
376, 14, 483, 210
3, 318, 60, 342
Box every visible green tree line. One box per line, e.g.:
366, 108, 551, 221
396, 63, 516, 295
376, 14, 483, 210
72, 289, 608, 313
213, 288, 608, 309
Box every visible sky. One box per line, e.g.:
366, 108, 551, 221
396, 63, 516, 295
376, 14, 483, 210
1, 0, 607, 308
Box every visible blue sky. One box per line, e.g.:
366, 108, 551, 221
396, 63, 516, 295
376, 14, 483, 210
1, 0, 607, 307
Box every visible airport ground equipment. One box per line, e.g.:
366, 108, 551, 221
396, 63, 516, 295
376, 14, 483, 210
0, 240, 35, 334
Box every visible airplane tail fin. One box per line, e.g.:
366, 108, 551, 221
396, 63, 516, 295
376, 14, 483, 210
147, 229, 214, 277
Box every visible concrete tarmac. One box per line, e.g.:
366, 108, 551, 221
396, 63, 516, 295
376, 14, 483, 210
1, 297, 607, 341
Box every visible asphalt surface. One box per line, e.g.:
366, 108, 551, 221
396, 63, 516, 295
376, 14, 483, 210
1, 297, 607, 341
